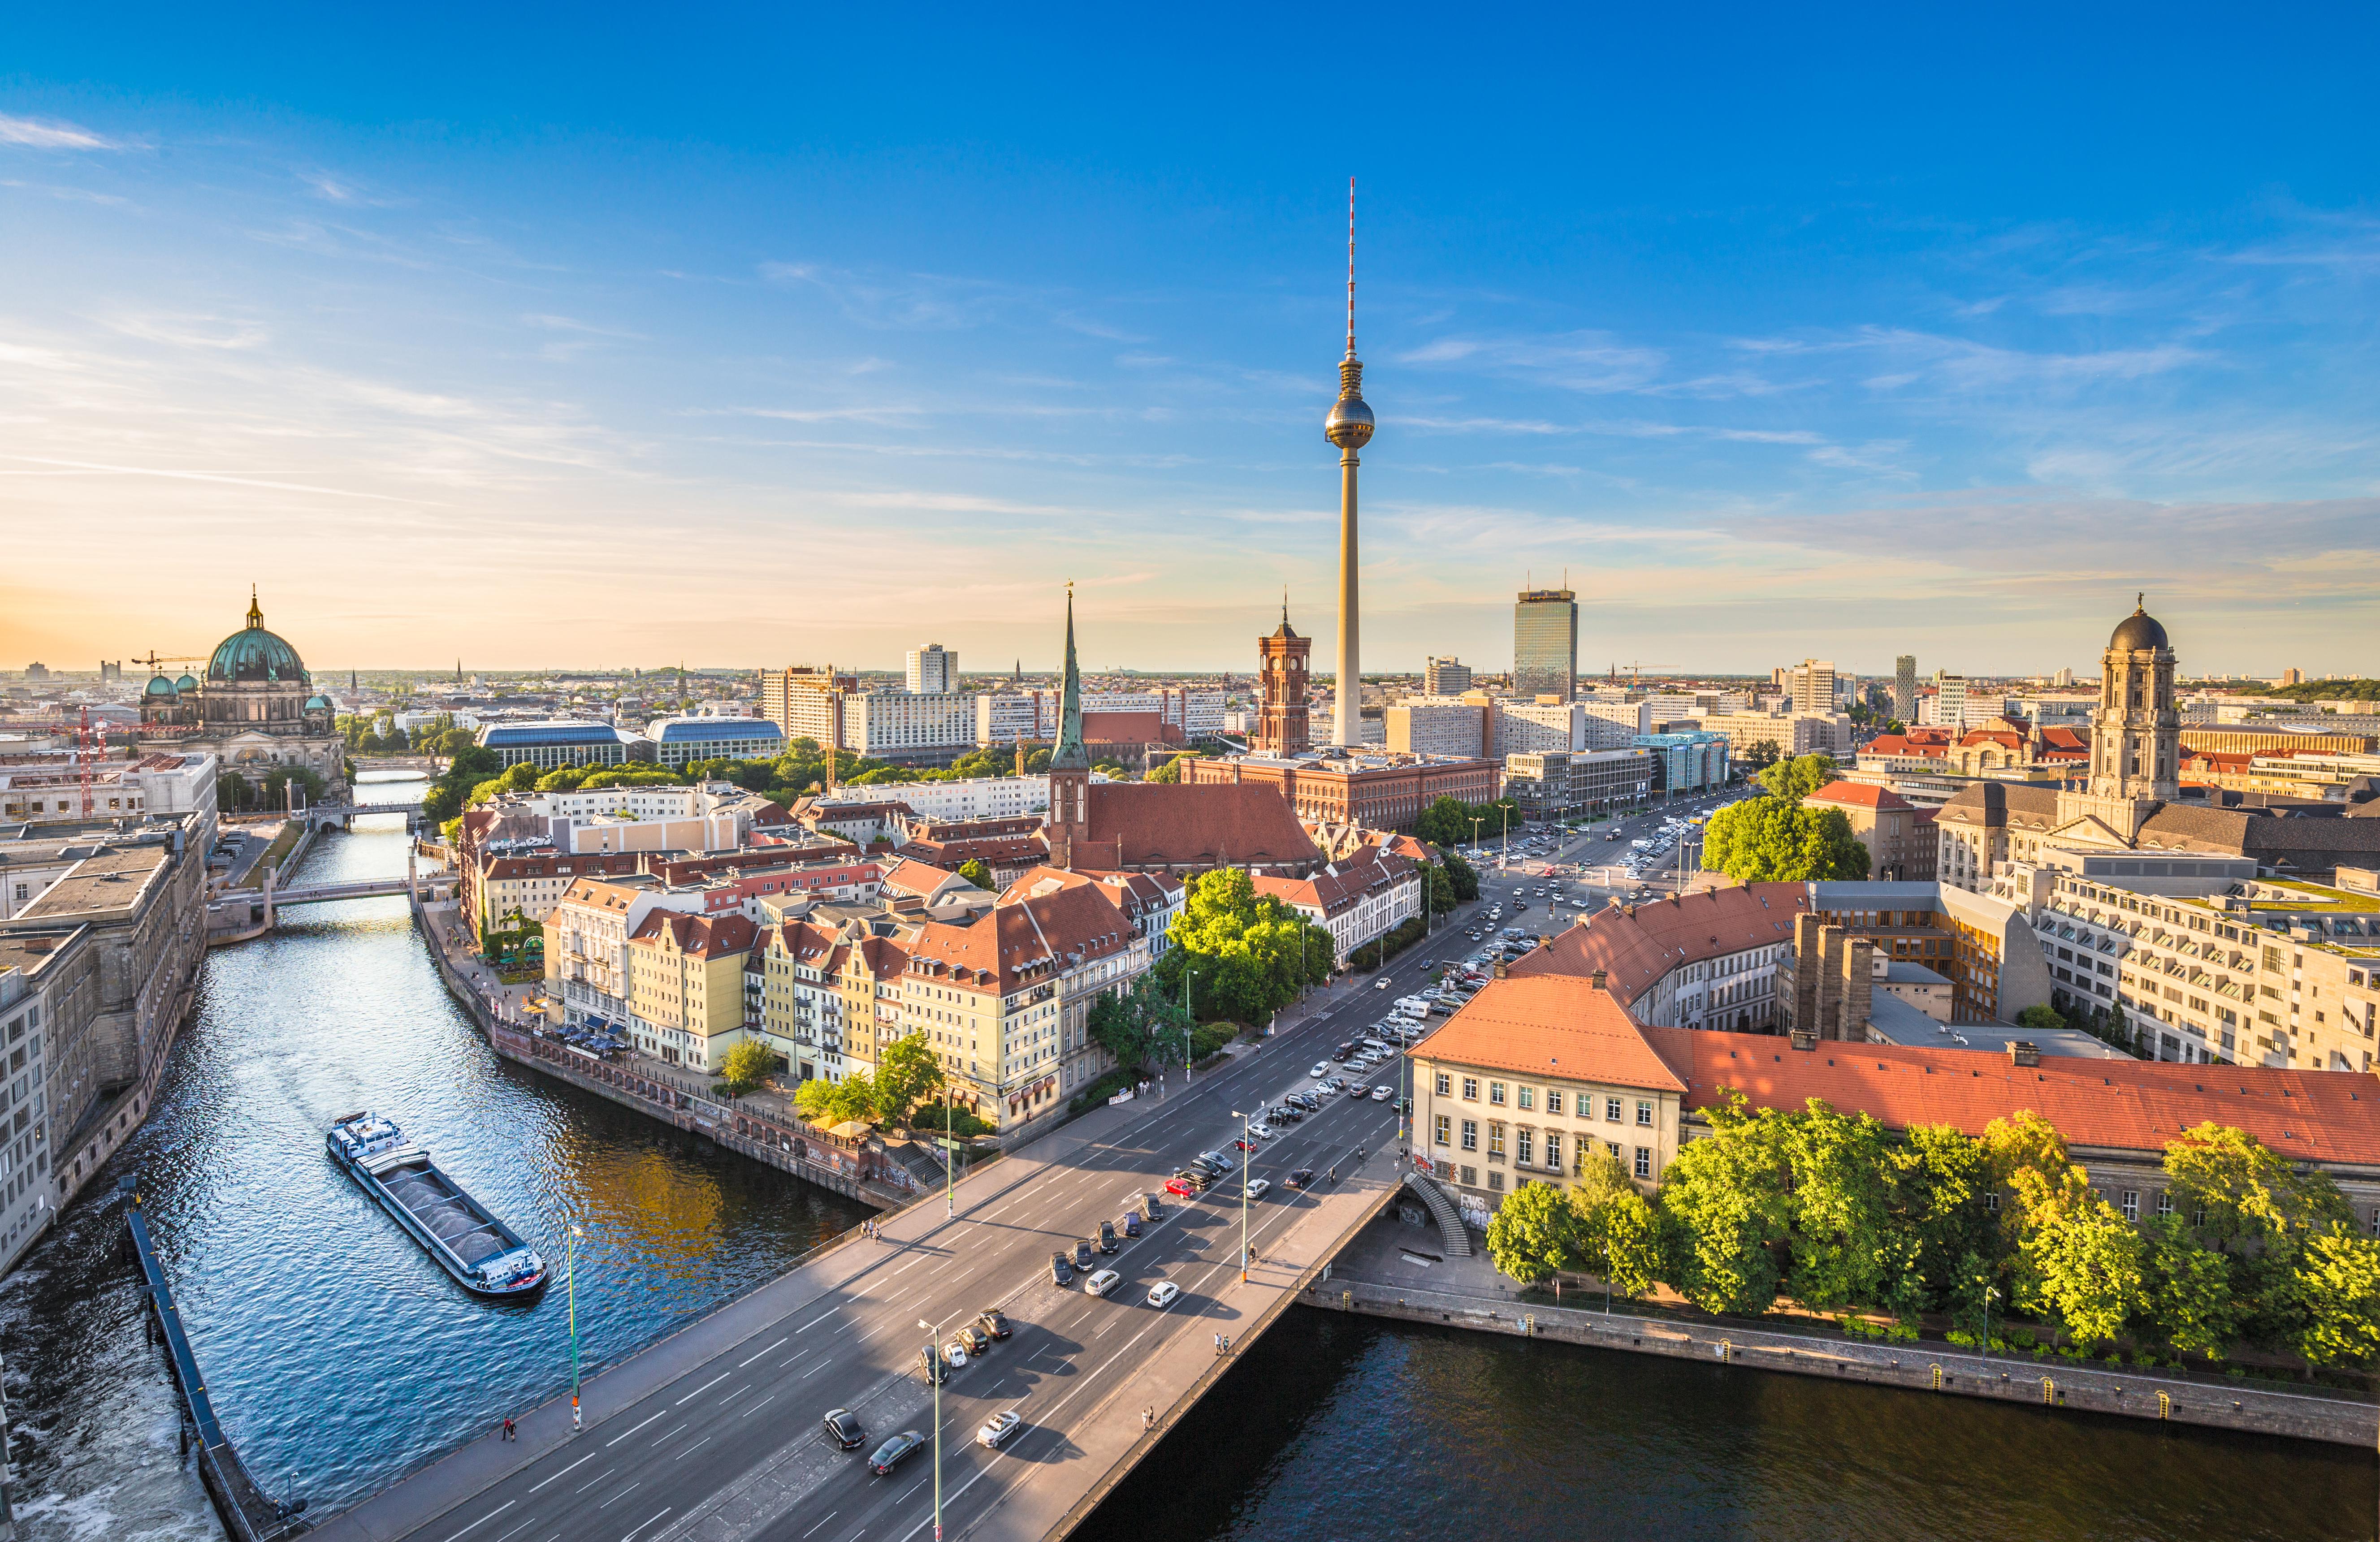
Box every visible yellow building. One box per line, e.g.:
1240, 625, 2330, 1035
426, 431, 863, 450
624, 910, 757, 1071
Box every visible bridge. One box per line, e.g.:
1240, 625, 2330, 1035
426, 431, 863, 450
302, 946, 1449, 1542
302, 799, 428, 831
208, 858, 453, 943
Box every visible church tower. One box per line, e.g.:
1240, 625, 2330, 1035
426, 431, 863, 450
1047, 585, 1091, 870
1255, 598, 1312, 756
2088, 596, 2180, 802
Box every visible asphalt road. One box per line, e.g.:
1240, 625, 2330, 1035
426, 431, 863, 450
388, 910, 1469, 1542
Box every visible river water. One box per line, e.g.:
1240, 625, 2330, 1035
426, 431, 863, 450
3, 777, 2371, 1541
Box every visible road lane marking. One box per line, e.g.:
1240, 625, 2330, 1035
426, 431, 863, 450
898, 1477, 927, 1503
493, 1518, 541, 1542
596, 1480, 640, 1510
672, 1434, 713, 1461
651, 1421, 689, 1446
779, 1348, 812, 1367
801, 1359, 831, 1378
525, 1449, 597, 1491
619, 1506, 671, 1542
797, 1309, 839, 1331
605, 1411, 664, 1447
738, 1335, 790, 1367
438, 1502, 514, 1542
574, 1467, 616, 1495
800, 1512, 839, 1538
675, 1372, 731, 1405
739, 1392, 778, 1419
891, 1253, 926, 1275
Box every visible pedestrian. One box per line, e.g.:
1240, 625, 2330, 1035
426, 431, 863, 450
501, 1416, 515, 1441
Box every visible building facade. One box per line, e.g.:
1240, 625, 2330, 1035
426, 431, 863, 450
1423, 657, 1473, 696
477, 720, 635, 770
646, 715, 785, 769
134, 590, 344, 789
905, 644, 958, 695
1893, 655, 1917, 722
1512, 588, 1579, 702
1255, 610, 1313, 756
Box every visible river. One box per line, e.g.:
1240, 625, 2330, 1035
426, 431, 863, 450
2, 777, 2370, 1541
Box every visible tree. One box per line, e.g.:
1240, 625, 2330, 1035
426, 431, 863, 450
957, 859, 994, 891
1158, 868, 1330, 1024
1424, 862, 1457, 916
1566, 1147, 1665, 1300
1655, 1094, 1795, 1315
1779, 1100, 1898, 1312
1882, 719, 1907, 736
717, 1039, 779, 1097
1757, 753, 1838, 803
1440, 850, 1480, 902
2163, 1121, 2355, 1346
420, 744, 503, 821
794, 1071, 878, 1127
2290, 1227, 2380, 1369
1415, 795, 1476, 848
1887, 1123, 1996, 1314
1740, 739, 1783, 773
2018, 1181, 2146, 1348
1147, 752, 1201, 784
1086, 975, 1188, 1071
869, 1032, 946, 1125
2014, 1003, 2066, 1035
1484, 1181, 1583, 1288
1700, 798, 1868, 882
2139, 1214, 2242, 1361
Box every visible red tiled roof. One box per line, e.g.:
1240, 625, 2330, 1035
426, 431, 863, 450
1807, 780, 1912, 812
1079, 783, 1320, 870
1412, 976, 1689, 1092
878, 856, 961, 897
1863, 735, 1944, 759
1081, 710, 1172, 744
628, 910, 757, 959
1510, 882, 1809, 1007
1679, 1031, 2380, 1167
1251, 847, 1417, 917
905, 880, 1138, 996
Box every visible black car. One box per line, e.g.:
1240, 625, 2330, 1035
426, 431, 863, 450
1097, 1221, 1119, 1254
918, 1346, 948, 1385
1331, 1043, 1356, 1062
956, 1324, 991, 1357
870, 1430, 926, 1476
824, 1408, 866, 1450
1142, 1192, 1164, 1220
1122, 1211, 1142, 1238
1051, 1251, 1073, 1285
1073, 1240, 1095, 1270
1288, 1167, 1316, 1188
978, 1308, 1012, 1339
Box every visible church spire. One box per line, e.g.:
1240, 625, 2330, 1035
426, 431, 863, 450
1051, 583, 1089, 770
246, 584, 264, 630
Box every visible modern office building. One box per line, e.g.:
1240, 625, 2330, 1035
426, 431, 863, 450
1423, 657, 1473, 696
1513, 588, 1579, 702
905, 644, 958, 695
645, 715, 786, 769
1934, 672, 1970, 730
478, 720, 637, 770
1786, 660, 1838, 717
1893, 655, 1917, 722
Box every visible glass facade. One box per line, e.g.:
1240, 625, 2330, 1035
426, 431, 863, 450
1513, 589, 1577, 702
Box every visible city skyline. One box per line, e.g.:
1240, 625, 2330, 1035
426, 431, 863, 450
4, 10, 2376, 675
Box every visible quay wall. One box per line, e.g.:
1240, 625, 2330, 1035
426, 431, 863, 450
1307, 1276, 2380, 1449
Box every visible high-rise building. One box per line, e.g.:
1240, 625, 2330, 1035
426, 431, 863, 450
1934, 672, 1969, 731
761, 665, 856, 751
1893, 655, 1917, 722
1786, 659, 1837, 716
1513, 589, 1578, 702
1325, 183, 1376, 749
1255, 604, 1312, 756
1423, 656, 1472, 696
905, 644, 957, 694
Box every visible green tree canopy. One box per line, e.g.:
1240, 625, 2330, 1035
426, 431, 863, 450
872, 1032, 946, 1125
1155, 867, 1331, 1025
1086, 975, 1190, 1071
794, 1071, 879, 1127
1757, 752, 1839, 802
1484, 1181, 1584, 1287
717, 1039, 779, 1096
956, 859, 995, 891
1440, 849, 1480, 902
1657, 1094, 1796, 1315
1700, 798, 1869, 882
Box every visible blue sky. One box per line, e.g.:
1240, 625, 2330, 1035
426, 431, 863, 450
3, 5, 2375, 679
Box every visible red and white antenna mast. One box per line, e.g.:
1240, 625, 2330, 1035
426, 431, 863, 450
1345, 176, 1357, 358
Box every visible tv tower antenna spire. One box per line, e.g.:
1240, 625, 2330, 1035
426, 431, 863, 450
1345, 177, 1357, 358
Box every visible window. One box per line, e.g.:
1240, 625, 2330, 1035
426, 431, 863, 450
1462, 1077, 1479, 1101
1460, 1119, 1478, 1152
1434, 1071, 1451, 1096
1545, 1089, 1563, 1116
1606, 1140, 1622, 1160
1636, 1099, 1654, 1127
2156, 1191, 2174, 1219
1489, 1082, 1507, 1106
1488, 1170, 1504, 1192
1434, 1114, 1450, 1147
1633, 1146, 1652, 1180
2120, 1190, 2139, 1222
1516, 1127, 1534, 1165
1518, 1086, 1535, 1111
1605, 1097, 1623, 1122
1543, 1132, 1561, 1171
1487, 1123, 1506, 1161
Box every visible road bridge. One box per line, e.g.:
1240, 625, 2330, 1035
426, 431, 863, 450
304, 928, 1458, 1542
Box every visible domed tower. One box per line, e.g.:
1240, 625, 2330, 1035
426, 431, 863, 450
2087, 595, 2179, 802
1255, 595, 1312, 756
1324, 178, 1374, 750
202, 586, 313, 731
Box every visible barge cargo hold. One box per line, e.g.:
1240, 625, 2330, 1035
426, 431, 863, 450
327, 1110, 548, 1299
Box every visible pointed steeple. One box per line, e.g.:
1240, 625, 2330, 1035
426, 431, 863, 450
246, 584, 264, 630
1052, 583, 1089, 770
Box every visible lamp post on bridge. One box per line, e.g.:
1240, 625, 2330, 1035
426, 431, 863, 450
567, 1223, 586, 1431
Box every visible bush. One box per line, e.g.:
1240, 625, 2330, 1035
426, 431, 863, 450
909, 1100, 995, 1140
1189, 1021, 1235, 1060
1069, 1067, 1138, 1114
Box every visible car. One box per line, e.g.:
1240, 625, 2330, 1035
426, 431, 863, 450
1232, 1137, 1258, 1153
1164, 1175, 1200, 1196
1098, 1221, 1120, 1253
978, 1308, 1011, 1339
1331, 1044, 1355, 1062
1374, 977, 1393, 989
1194, 1152, 1231, 1175
956, 1324, 991, 1356
1248, 1123, 1276, 1141
1288, 1167, 1316, 1188
1324, 1077, 1350, 1094
1084, 1268, 1122, 1297
824, 1408, 867, 1450
918, 1348, 950, 1385
1122, 1211, 1142, 1238
1147, 1279, 1183, 1308
1309, 1062, 1332, 1079
1051, 1251, 1073, 1285
870, 1430, 926, 1476
1073, 1240, 1096, 1270
1142, 1192, 1164, 1219
1309, 1082, 1335, 1099
1246, 1178, 1272, 1200
978, 1410, 1022, 1449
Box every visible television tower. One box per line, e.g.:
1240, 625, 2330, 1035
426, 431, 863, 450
1324, 177, 1375, 749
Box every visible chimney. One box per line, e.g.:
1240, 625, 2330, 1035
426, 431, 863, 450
1492, 958, 1509, 980
1843, 936, 1875, 1042
1816, 924, 1848, 1041
2008, 1041, 2040, 1068
1590, 968, 1607, 991
1789, 1028, 1817, 1051
1792, 913, 1824, 1041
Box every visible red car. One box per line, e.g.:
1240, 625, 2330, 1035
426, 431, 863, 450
1232, 1138, 1258, 1152
1164, 1175, 1199, 1197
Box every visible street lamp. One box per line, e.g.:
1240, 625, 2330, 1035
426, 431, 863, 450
567, 1223, 586, 1431
1230, 1109, 1252, 1282
1980, 1283, 1999, 1372
1180, 964, 1197, 1088
918, 1311, 964, 1542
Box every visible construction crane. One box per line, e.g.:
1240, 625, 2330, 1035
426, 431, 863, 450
0, 707, 107, 818
1610, 661, 1679, 688
130, 650, 206, 675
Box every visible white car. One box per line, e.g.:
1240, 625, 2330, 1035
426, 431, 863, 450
1248, 1122, 1277, 1140
1147, 1280, 1182, 1308
1309, 1063, 1331, 1079
1085, 1269, 1121, 1297
1371, 1085, 1393, 1101
1246, 1178, 1272, 1200
943, 1342, 969, 1368
1374, 978, 1393, 989
978, 1410, 1021, 1448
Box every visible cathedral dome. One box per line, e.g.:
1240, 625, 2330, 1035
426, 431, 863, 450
2109, 599, 2169, 653
145, 673, 178, 698
176, 674, 199, 692
207, 590, 309, 685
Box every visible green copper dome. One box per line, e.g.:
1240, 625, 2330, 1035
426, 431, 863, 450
207, 588, 309, 685
144, 673, 178, 698
176, 673, 199, 692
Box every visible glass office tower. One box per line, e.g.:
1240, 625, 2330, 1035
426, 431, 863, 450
1513, 588, 1578, 702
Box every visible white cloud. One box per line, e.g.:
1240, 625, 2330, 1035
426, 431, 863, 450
0, 113, 119, 151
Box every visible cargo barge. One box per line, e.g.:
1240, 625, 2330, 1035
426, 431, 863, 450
326, 1110, 548, 1299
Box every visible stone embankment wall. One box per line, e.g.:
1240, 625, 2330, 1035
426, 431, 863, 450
1307, 1277, 2378, 1449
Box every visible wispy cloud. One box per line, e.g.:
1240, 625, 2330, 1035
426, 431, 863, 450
0, 113, 120, 151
